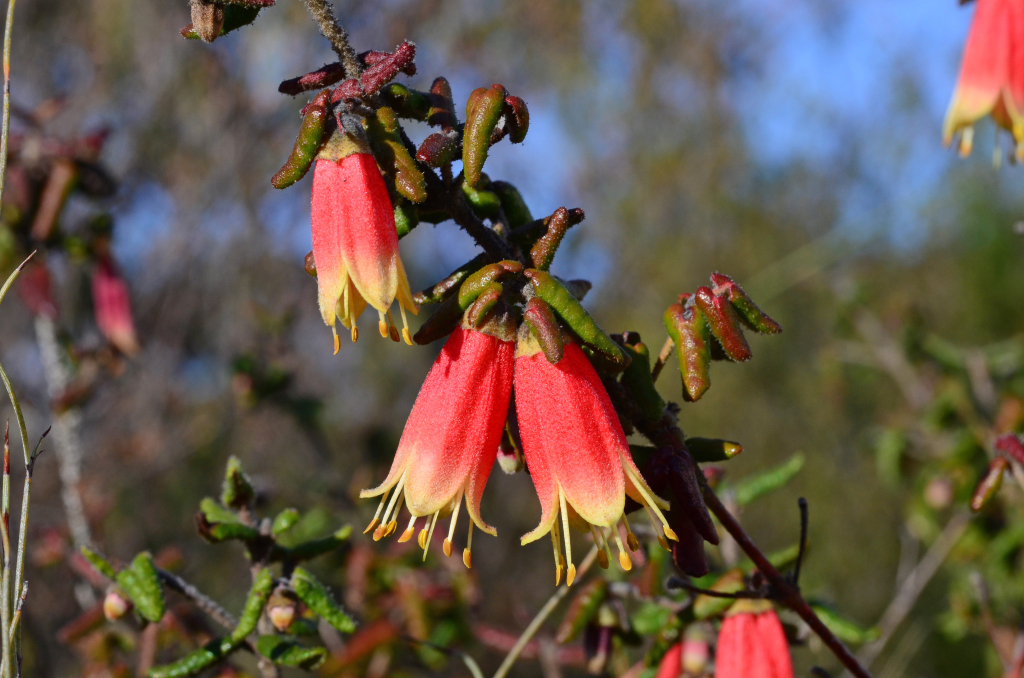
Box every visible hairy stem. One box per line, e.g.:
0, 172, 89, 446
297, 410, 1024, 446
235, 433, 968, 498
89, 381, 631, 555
301, 0, 361, 78
155, 567, 237, 630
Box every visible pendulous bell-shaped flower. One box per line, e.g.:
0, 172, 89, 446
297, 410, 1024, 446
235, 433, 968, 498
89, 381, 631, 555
92, 256, 139, 356
715, 604, 794, 678
311, 131, 417, 353
943, 0, 1024, 158
360, 325, 513, 567
515, 331, 676, 586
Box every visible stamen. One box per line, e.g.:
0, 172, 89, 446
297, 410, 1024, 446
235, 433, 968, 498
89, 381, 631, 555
463, 522, 474, 568
364, 489, 390, 534
613, 531, 631, 571
550, 526, 563, 586
627, 467, 676, 540
591, 525, 610, 570
372, 523, 386, 541
622, 515, 640, 552
351, 325, 359, 342
959, 126, 974, 158
559, 489, 575, 586
332, 326, 340, 355
418, 527, 428, 549
378, 311, 389, 338
380, 470, 407, 528
422, 511, 439, 562
398, 516, 417, 543
444, 492, 463, 558
387, 310, 400, 342
643, 505, 672, 550
399, 305, 413, 345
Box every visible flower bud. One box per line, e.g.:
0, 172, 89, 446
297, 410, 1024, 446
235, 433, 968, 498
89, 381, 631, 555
267, 590, 298, 632
681, 625, 710, 675
365, 107, 427, 203
463, 85, 506, 188
427, 77, 458, 129
694, 286, 751, 362
530, 206, 584, 272
416, 131, 460, 167
503, 95, 530, 143
664, 301, 711, 402
523, 297, 564, 364
359, 41, 416, 96
103, 589, 132, 621
710, 272, 782, 334
271, 89, 329, 189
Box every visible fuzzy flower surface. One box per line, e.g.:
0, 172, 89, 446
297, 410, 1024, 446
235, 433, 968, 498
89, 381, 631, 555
715, 605, 794, 678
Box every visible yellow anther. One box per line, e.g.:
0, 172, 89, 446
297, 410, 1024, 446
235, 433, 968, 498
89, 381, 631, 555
332, 327, 340, 355
463, 548, 472, 568
418, 528, 428, 550
422, 511, 439, 561
619, 550, 633, 571
351, 325, 359, 343
399, 516, 416, 543
363, 517, 379, 535
389, 326, 400, 342
443, 539, 452, 557
566, 564, 576, 587
372, 524, 386, 541
402, 327, 413, 345
663, 525, 679, 542
627, 533, 640, 552
597, 549, 609, 569
385, 520, 397, 537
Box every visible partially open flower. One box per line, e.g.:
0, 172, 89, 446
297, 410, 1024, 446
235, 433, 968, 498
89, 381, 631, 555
92, 256, 139, 356
360, 325, 513, 567
311, 131, 417, 352
715, 604, 794, 678
515, 332, 675, 586
103, 589, 132, 621
943, 0, 1024, 157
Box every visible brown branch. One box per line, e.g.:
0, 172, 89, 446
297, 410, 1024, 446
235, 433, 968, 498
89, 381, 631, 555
155, 567, 237, 630
301, 0, 361, 78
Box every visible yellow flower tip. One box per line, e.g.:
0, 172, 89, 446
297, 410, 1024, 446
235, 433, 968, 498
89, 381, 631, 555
399, 524, 415, 543
418, 528, 428, 550
402, 327, 413, 345
443, 538, 453, 558
555, 563, 563, 587
596, 549, 609, 570
566, 564, 577, 587
378, 319, 389, 338
363, 517, 379, 535
385, 520, 398, 537
663, 525, 679, 542
389, 326, 400, 343
463, 548, 472, 569
657, 534, 670, 551
372, 524, 386, 541
351, 326, 359, 343
958, 127, 975, 158
619, 551, 632, 571
332, 329, 341, 355
626, 533, 640, 552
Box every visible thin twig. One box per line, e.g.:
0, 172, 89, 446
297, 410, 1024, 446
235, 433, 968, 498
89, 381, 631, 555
793, 497, 809, 586
492, 546, 599, 678
701, 485, 874, 678
0, 0, 16, 211
6, 582, 24, 647
651, 336, 674, 383
852, 512, 970, 671
301, 0, 361, 77
665, 576, 763, 600
155, 567, 237, 630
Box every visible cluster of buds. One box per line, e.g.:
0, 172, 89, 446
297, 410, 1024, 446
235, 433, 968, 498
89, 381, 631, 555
944, 0, 1024, 160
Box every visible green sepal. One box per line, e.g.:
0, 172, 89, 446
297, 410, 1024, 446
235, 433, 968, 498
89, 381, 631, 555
231, 567, 275, 642
394, 198, 419, 239
525, 269, 628, 370
271, 89, 329, 189
457, 261, 522, 310
664, 301, 711, 402
554, 578, 607, 643
693, 568, 745, 620
693, 286, 751, 362
365, 107, 427, 203
461, 181, 502, 220
810, 604, 880, 645
490, 181, 533, 228
80, 546, 117, 579
148, 637, 239, 678
256, 635, 328, 669
379, 83, 431, 121
182, 5, 260, 40
272, 508, 300, 535
116, 552, 166, 623
221, 456, 255, 510
199, 497, 240, 525
620, 341, 665, 422
685, 438, 742, 463
466, 282, 502, 327
732, 453, 805, 506
463, 85, 506, 187
291, 567, 357, 633
711, 273, 782, 335
523, 297, 564, 364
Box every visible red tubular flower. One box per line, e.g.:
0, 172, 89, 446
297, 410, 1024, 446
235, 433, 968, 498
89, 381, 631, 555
515, 334, 675, 586
654, 642, 682, 678
360, 325, 513, 567
92, 256, 139, 355
311, 132, 417, 352
943, 0, 1024, 157
715, 606, 794, 678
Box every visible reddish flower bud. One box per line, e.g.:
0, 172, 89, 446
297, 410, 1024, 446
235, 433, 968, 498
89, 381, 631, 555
715, 608, 794, 678
103, 590, 132, 621
515, 334, 672, 586
654, 642, 682, 678
92, 256, 140, 355
311, 133, 417, 351
944, 0, 1024, 157
361, 327, 513, 566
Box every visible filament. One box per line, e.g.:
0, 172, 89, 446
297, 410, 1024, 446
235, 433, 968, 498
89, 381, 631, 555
399, 304, 413, 345
559, 489, 575, 586
444, 492, 464, 558
463, 521, 474, 569
422, 511, 440, 561
398, 515, 417, 543
364, 488, 389, 534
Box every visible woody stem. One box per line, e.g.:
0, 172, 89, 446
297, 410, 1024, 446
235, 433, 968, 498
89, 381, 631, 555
700, 482, 874, 678
301, 0, 362, 78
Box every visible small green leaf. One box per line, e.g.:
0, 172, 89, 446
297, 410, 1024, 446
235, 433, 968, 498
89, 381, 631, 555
80, 546, 117, 579
811, 604, 880, 645
271, 508, 301, 535
686, 437, 743, 463
291, 567, 356, 633
231, 568, 275, 642
256, 635, 328, 669
199, 497, 240, 525
693, 569, 745, 620
274, 526, 352, 562
117, 552, 165, 623
221, 456, 255, 509
630, 601, 672, 636
732, 453, 805, 506
148, 638, 238, 677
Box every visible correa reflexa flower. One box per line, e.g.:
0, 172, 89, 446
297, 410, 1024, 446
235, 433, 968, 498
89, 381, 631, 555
515, 332, 676, 586
360, 325, 513, 567
715, 603, 794, 678
311, 131, 417, 353
943, 0, 1024, 157
92, 256, 139, 355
